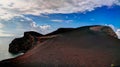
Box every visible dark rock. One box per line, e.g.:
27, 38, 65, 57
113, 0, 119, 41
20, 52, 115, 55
9, 31, 43, 54
24, 31, 43, 37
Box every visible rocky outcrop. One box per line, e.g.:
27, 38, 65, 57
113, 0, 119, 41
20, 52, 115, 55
89, 25, 118, 38
9, 31, 43, 54
2, 25, 120, 67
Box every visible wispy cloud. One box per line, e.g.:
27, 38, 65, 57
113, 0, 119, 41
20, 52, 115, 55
0, 30, 14, 37
51, 19, 73, 23
51, 20, 64, 23
0, 0, 120, 19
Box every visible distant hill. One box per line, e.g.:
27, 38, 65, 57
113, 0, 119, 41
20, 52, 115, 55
1, 25, 120, 67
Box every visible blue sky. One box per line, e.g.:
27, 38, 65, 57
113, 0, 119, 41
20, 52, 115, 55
25, 6, 120, 29
0, 0, 120, 38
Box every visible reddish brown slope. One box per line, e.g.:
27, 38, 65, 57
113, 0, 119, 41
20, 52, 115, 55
0, 25, 120, 67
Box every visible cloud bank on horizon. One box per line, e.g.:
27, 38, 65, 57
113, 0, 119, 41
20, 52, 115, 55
0, 0, 120, 38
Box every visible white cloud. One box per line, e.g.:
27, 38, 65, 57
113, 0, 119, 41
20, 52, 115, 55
30, 21, 51, 34
0, 0, 120, 19
51, 20, 64, 23
116, 29, 120, 39
105, 24, 115, 31
0, 16, 51, 37
51, 19, 73, 23
0, 23, 4, 28
39, 25, 51, 30
105, 24, 120, 39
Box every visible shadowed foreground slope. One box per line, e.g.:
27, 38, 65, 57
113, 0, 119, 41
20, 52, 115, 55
0, 25, 120, 67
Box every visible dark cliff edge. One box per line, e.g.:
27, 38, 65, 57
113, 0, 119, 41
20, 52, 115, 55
2, 25, 120, 67
9, 31, 43, 54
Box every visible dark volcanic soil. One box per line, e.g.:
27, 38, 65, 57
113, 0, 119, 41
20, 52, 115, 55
0, 25, 120, 67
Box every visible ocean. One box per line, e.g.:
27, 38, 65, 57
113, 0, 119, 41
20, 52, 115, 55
0, 37, 20, 61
